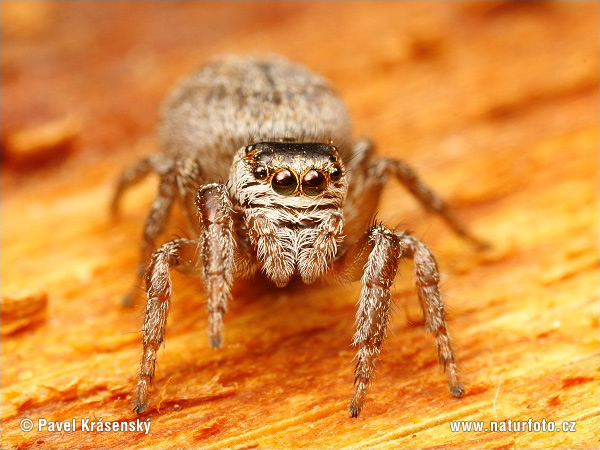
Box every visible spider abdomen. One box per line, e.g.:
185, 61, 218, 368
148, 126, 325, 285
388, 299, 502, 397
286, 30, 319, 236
158, 55, 353, 184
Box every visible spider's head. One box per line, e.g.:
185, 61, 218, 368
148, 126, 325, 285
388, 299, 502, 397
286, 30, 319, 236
241, 141, 345, 198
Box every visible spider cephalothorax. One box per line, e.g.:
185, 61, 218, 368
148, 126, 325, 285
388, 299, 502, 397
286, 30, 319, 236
112, 55, 484, 417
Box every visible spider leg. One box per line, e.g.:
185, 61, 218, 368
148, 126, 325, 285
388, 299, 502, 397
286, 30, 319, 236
122, 171, 178, 306
133, 237, 198, 414
111, 154, 172, 216
333, 224, 462, 417
396, 231, 463, 399
112, 155, 180, 306
134, 184, 236, 413
343, 138, 374, 173
345, 224, 401, 418
174, 157, 205, 232
195, 183, 236, 348
373, 156, 487, 248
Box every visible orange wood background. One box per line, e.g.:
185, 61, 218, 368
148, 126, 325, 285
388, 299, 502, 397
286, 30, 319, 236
1, 2, 598, 449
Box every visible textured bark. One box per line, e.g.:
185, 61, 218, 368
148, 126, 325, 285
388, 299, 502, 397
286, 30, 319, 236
1, 2, 598, 449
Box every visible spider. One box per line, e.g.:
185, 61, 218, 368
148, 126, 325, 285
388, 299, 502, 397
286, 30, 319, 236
112, 55, 485, 417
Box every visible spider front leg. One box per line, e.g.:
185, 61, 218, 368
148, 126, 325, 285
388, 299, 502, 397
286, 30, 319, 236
133, 183, 235, 413
195, 183, 236, 348
133, 237, 198, 413
339, 225, 462, 417
346, 225, 400, 417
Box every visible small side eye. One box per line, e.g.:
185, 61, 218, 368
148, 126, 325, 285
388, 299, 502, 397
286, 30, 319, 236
329, 164, 342, 182
302, 170, 327, 196
253, 164, 268, 180
245, 144, 256, 154
328, 143, 339, 161
271, 169, 298, 195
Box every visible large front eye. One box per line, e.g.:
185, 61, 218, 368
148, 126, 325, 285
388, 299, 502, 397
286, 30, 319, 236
271, 169, 298, 195
301, 169, 327, 196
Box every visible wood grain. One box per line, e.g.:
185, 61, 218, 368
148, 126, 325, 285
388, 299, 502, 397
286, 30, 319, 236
1, 2, 598, 449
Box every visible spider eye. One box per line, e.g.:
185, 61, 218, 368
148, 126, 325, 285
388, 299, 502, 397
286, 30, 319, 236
253, 164, 268, 180
271, 169, 298, 196
329, 164, 342, 182
302, 169, 327, 196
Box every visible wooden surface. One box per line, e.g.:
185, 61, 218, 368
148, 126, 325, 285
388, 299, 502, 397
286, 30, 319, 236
1, 2, 598, 449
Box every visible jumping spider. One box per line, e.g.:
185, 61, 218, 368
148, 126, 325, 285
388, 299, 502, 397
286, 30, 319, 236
112, 55, 485, 417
